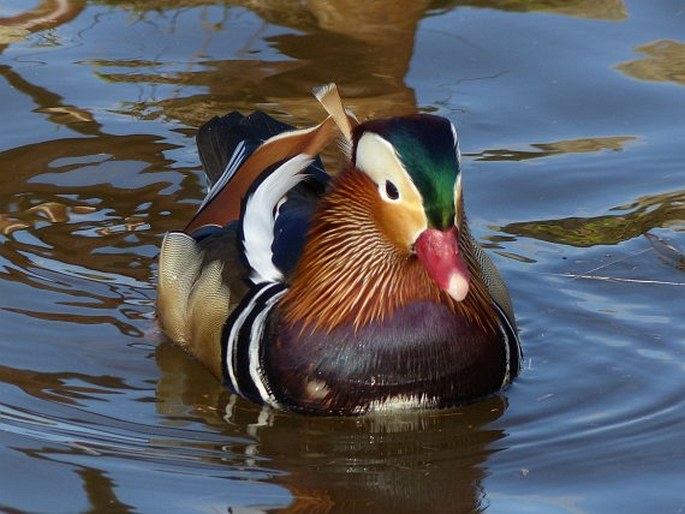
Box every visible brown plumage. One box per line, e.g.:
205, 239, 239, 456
281, 167, 499, 335
157, 84, 520, 414
185, 115, 339, 233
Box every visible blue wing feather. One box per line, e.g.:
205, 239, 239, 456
272, 159, 328, 278
272, 185, 319, 277
194, 110, 330, 279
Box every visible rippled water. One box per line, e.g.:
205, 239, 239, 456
1, 1, 684, 512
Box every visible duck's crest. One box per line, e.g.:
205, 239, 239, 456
313, 82, 358, 156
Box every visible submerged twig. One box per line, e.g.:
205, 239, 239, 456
558, 273, 685, 287
566, 247, 652, 281
556, 232, 685, 287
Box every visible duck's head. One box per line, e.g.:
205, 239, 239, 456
351, 113, 469, 302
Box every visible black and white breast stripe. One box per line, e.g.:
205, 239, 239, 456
221, 281, 286, 407
494, 301, 522, 388
219, 152, 312, 407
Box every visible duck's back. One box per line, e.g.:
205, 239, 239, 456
157, 111, 330, 378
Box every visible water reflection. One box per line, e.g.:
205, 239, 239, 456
471, 135, 637, 162
0, 135, 180, 238
500, 189, 685, 247
77, 467, 134, 513
0, 0, 633, 138
646, 233, 685, 271
447, 0, 627, 20
617, 39, 685, 86
0, 0, 84, 45
0, 135, 179, 338
0, 364, 135, 405
0, 64, 99, 133
95, 0, 430, 127
155, 341, 508, 513
87, 0, 628, 129
13, 445, 134, 514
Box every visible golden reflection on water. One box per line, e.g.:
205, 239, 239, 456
471, 135, 637, 161
82, 0, 626, 128
0, 364, 135, 405
91, 0, 628, 21
98, 0, 429, 127
0, 63, 100, 133
501, 189, 685, 247
617, 39, 685, 86
0, 0, 631, 139
0, 132, 180, 338
455, 0, 627, 20
0, 0, 84, 44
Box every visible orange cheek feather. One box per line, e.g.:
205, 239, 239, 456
377, 201, 426, 251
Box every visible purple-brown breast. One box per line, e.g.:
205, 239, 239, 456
265, 300, 506, 414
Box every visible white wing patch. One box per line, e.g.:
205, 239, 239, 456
242, 153, 312, 283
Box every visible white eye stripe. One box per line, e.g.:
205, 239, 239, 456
355, 131, 423, 203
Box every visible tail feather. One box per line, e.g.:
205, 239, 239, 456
196, 111, 294, 187
186, 114, 337, 234
157, 231, 231, 379
186, 259, 231, 379
157, 232, 204, 345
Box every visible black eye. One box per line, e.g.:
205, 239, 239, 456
385, 181, 399, 200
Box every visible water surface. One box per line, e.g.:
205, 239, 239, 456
1, 1, 684, 512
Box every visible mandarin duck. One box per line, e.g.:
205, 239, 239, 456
157, 84, 521, 415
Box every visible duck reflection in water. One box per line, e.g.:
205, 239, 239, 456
155, 341, 508, 514
151, 1, 516, 510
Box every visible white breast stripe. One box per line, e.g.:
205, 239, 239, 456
500, 319, 511, 388
248, 287, 287, 407
200, 140, 247, 210
493, 301, 520, 388
224, 283, 274, 396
